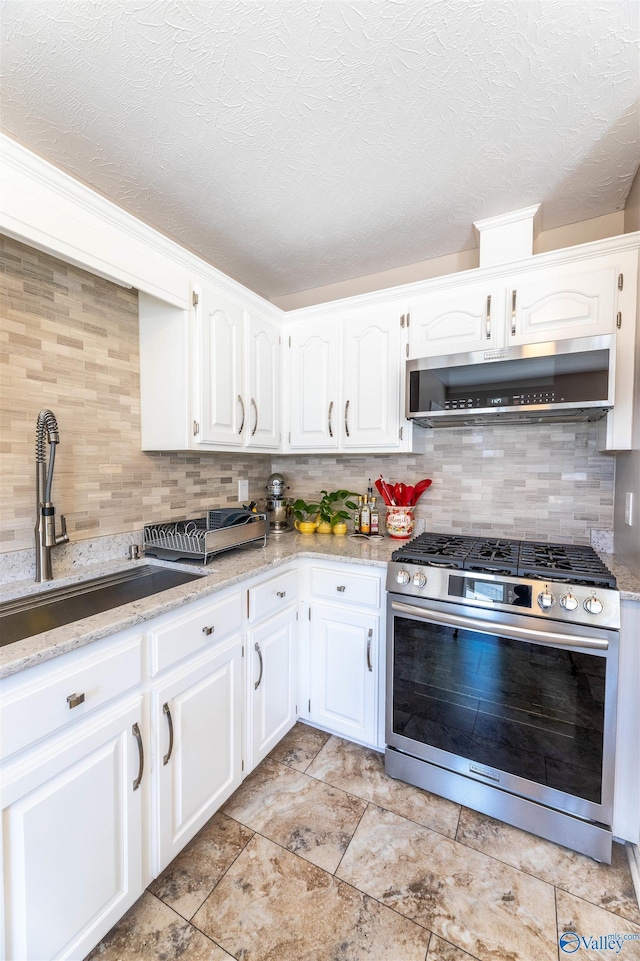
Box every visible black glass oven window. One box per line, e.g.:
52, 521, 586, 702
392, 617, 605, 803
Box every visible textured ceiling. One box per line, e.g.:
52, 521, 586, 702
1, 1, 639, 299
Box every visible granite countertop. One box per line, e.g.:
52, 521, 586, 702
1, 533, 639, 681
0, 533, 397, 679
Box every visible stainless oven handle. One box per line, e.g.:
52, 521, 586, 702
390, 600, 609, 651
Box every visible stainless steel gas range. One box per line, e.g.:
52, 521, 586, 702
385, 532, 620, 862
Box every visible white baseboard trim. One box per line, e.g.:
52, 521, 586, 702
627, 842, 640, 908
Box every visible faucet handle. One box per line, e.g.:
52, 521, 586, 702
57, 514, 69, 545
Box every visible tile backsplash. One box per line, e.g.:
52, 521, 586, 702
1, 235, 616, 562
0, 236, 270, 555
272, 420, 615, 545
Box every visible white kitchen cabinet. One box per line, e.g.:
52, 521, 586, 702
139, 284, 282, 452
193, 283, 244, 447
287, 309, 413, 452
146, 588, 244, 873
247, 607, 297, 769
408, 251, 629, 358
150, 638, 243, 873
300, 562, 383, 748
246, 568, 298, 770
287, 319, 340, 450
308, 603, 378, 747
342, 311, 405, 448
245, 309, 281, 449
0, 630, 145, 961
408, 281, 503, 358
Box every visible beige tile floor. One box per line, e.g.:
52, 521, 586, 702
87, 723, 640, 961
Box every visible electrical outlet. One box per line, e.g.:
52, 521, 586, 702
624, 492, 633, 526
238, 478, 249, 501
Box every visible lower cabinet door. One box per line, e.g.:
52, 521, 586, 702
309, 604, 378, 746
248, 607, 297, 770
1, 698, 144, 961
152, 636, 243, 874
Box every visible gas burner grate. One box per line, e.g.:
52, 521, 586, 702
391, 532, 617, 588
465, 538, 521, 574
518, 541, 617, 589
392, 533, 478, 568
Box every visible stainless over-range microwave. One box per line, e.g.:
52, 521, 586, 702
406, 334, 615, 428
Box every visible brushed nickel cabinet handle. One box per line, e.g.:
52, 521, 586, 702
486, 294, 492, 340
366, 628, 373, 672
276, 590, 286, 598
328, 401, 334, 438
132, 722, 144, 791
344, 400, 350, 437
66, 692, 85, 709
511, 290, 517, 335
336, 585, 346, 592
238, 394, 245, 434
254, 642, 264, 690
202, 625, 214, 636
251, 398, 258, 436
162, 703, 174, 766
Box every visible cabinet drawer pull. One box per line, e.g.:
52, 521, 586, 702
276, 590, 287, 598
336, 585, 346, 592
162, 702, 174, 766
202, 625, 214, 636
132, 722, 144, 791
328, 401, 334, 438
254, 642, 264, 690
251, 398, 258, 435
66, 692, 85, 709
511, 290, 517, 335
366, 629, 373, 672
486, 294, 491, 340
344, 400, 350, 437
238, 394, 245, 434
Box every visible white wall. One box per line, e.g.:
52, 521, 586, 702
271, 212, 625, 311
614, 166, 640, 577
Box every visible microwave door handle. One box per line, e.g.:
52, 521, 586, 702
486, 294, 491, 340
389, 600, 609, 651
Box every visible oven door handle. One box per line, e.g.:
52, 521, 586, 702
390, 600, 609, 651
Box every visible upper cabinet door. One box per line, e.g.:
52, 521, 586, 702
288, 320, 340, 449
342, 312, 402, 448
194, 285, 244, 447
508, 260, 617, 346
409, 283, 502, 357
246, 312, 281, 449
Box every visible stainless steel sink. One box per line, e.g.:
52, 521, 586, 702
0, 565, 204, 647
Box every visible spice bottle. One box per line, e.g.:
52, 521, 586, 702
370, 496, 379, 535
354, 495, 363, 533
360, 495, 371, 535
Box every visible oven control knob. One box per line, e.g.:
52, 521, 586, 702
396, 569, 411, 585
584, 594, 604, 615
537, 589, 555, 610
413, 571, 427, 588
559, 592, 579, 612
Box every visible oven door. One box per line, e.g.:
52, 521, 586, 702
386, 593, 618, 825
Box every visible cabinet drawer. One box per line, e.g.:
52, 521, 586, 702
248, 569, 298, 623
0, 633, 142, 759
149, 591, 242, 675
310, 566, 381, 608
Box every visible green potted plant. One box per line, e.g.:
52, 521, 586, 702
292, 489, 358, 534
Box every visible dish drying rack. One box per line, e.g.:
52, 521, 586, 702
143, 510, 267, 564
